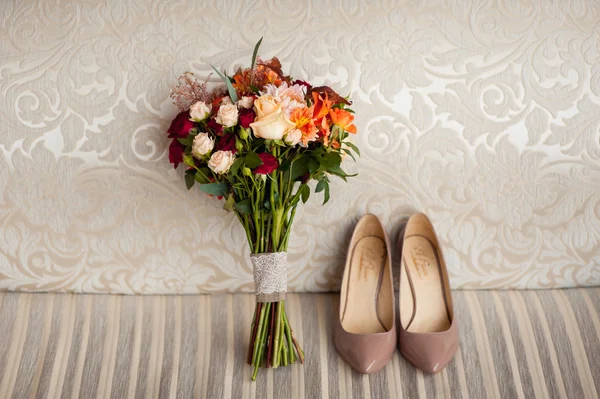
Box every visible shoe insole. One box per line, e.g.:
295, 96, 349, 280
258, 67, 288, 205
341, 236, 388, 334
400, 235, 451, 333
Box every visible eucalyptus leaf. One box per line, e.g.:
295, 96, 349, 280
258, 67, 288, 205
198, 182, 229, 196
210, 65, 238, 103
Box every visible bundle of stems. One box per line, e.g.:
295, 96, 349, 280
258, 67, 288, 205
231, 145, 306, 380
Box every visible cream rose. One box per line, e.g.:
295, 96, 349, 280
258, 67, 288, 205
216, 103, 239, 127
221, 96, 233, 105
284, 129, 302, 146
208, 150, 236, 174
189, 101, 211, 121
253, 94, 281, 118
237, 96, 254, 109
250, 109, 296, 140
191, 132, 214, 158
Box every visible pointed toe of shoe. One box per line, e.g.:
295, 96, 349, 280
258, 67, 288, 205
399, 322, 459, 374
339, 350, 386, 374
334, 320, 396, 374
403, 352, 453, 374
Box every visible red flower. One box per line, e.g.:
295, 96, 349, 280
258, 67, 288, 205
253, 153, 278, 175
239, 108, 255, 128
207, 118, 223, 136
293, 79, 312, 91
168, 138, 184, 168
215, 133, 236, 153
168, 112, 194, 138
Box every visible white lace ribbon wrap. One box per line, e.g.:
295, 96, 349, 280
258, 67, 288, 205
250, 252, 287, 302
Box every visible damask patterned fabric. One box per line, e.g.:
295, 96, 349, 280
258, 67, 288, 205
0, 1, 599, 294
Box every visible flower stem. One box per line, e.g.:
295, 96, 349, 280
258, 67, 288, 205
251, 302, 270, 380
247, 302, 260, 365
249, 300, 303, 380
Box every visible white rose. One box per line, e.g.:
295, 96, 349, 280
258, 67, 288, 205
250, 108, 295, 140
221, 96, 233, 105
284, 129, 302, 146
237, 96, 254, 109
216, 103, 239, 127
191, 132, 214, 158
189, 101, 211, 121
208, 150, 236, 174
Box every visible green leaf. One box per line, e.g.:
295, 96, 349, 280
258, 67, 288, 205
263, 200, 271, 210
230, 157, 244, 177
223, 195, 235, 211
198, 182, 229, 196
251, 37, 263, 69
315, 179, 327, 193
234, 198, 252, 214
344, 142, 361, 156
177, 136, 193, 146
315, 179, 330, 204
342, 148, 356, 162
245, 152, 263, 169
290, 156, 310, 181
319, 153, 342, 171
308, 158, 319, 174
184, 169, 195, 190
194, 170, 210, 184
211, 65, 238, 103
323, 180, 330, 205
272, 139, 285, 147
301, 185, 310, 203
279, 159, 291, 172
328, 164, 357, 180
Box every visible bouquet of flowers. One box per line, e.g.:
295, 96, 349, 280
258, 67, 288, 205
166, 39, 359, 380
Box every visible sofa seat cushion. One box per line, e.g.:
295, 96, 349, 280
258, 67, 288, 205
0, 289, 598, 398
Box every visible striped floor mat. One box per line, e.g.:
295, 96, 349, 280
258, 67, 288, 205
0, 289, 599, 398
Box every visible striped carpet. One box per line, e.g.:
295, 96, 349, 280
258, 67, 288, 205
0, 289, 599, 398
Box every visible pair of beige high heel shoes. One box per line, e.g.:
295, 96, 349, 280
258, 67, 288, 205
333, 213, 459, 374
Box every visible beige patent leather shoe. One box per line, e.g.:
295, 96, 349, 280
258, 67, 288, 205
333, 214, 396, 374
398, 213, 459, 374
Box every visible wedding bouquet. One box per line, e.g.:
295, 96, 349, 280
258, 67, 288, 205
166, 39, 358, 380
